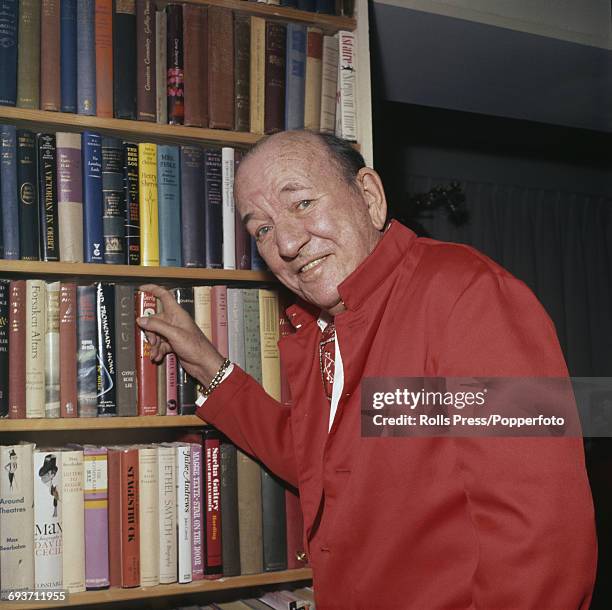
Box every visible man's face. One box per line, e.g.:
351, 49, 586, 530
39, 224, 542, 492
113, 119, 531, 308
235, 137, 385, 314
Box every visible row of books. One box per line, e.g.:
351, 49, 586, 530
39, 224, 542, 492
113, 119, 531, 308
179, 586, 316, 610
0, 438, 307, 594
0, 281, 287, 419
0, 2, 357, 138
0, 127, 264, 268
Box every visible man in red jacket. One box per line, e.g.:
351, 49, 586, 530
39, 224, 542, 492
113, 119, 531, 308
138, 130, 597, 609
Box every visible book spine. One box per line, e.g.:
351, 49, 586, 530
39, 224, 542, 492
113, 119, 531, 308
221, 148, 235, 270
76, 285, 97, 417
320, 35, 339, 133
76, 0, 96, 115
176, 444, 192, 583
157, 145, 181, 266
59, 282, 78, 417
136, 290, 157, 415
235, 204, 251, 270
155, 9, 167, 124
305, 27, 323, 131
165, 353, 178, 415
258, 289, 281, 400
41, 0, 61, 111
285, 24, 306, 130
203, 428, 223, 577
1, 124, 19, 258
156, 300, 167, 415
175, 287, 196, 414
8, 280, 25, 418
136, 0, 156, 122
158, 445, 177, 583
61, 450, 85, 592
114, 285, 137, 416
249, 17, 266, 134
0, 280, 8, 417
0, 0, 18, 106
37, 133, 60, 262
82, 131, 104, 263
211, 285, 228, 358
137, 143, 159, 266
204, 148, 223, 268
261, 467, 288, 571
242, 288, 262, 383
233, 13, 250, 132
25, 280, 46, 418
112, 0, 136, 119
220, 441, 240, 576
182, 3, 205, 127
208, 7, 233, 130
336, 30, 357, 141
96, 282, 116, 415
194, 285, 212, 341
264, 22, 287, 134
17, 130, 40, 261
191, 442, 204, 580
0, 444, 35, 594
227, 288, 245, 369
166, 3, 184, 125
101, 136, 125, 264
33, 449, 63, 588
107, 448, 122, 587
179, 145, 205, 267
138, 446, 160, 587
56, 132, 84, 262
16, 0, 41, 109
44, 281, 61, 418
236, 449, 263, 574
83, 446, 109, 589
60, 0, 77, 112
121, 448, 140, 587
123, 142, 140, 265
94, 0, 113, 118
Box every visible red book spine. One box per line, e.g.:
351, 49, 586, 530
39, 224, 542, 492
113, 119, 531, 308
121, 448, 140, 587
203, 429, 222, 578
107, 449, 122, 587
211, 285, 228, 358
135, 290, 158, 415
165, 352, 178, 415
59, 282, 78, 417
95, 0, 114, 118
8, 280, 25, 419
41, 0, 61, 111
182, 4, 206, 127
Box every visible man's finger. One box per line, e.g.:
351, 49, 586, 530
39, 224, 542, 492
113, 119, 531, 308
136, 314, 181, 345
139, 284, 178, 312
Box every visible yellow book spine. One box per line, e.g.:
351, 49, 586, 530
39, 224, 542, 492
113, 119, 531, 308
138, 143, 159, 266
258, 289, 281, 401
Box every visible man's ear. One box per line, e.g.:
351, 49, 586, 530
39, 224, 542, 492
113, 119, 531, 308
357, 168, 387, 230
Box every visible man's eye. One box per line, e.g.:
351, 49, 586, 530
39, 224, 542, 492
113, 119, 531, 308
296, 200, 312, 211
256, 226, 272, 240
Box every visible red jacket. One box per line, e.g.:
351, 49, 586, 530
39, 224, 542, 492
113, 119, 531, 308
198, 221, 596, 609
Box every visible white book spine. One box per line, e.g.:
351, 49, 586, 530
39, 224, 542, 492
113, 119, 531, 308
34, 450, 63, 590
222, 147, 236, 270
61, 450, 85, 593
320, 36, 339, 134
138, 446, 160, 587
176, 444, 192, 583
227, 288, 246, 369
193, 286, 212, 341
45, 281, 61, 418
26, 280, 46, 418
158, 445, 177, 584
335, 30, 358, 142
156, 10, 168, 125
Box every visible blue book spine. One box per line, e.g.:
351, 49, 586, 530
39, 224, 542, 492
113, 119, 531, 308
60, 0, 77, 112
0, 125, 18, 258
250, 237, 266, 271
157, 145, 182, 267
0, 0, 18, 106
204, 149, 223, 269
82, 131, 104, 263
297, 0, 316, 12
315, 0, 335, 14
285, 24, 306, 130
76, 0, 96, 115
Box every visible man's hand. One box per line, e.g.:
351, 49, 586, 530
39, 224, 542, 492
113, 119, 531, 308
136, 284, 225, 387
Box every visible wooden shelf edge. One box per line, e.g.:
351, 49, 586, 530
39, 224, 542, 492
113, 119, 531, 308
7, 569, 313, 609
0, 415, 207, 432
0, 260, 276, 283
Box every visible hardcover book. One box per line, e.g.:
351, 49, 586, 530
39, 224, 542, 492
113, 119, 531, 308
136, 0, 156, 122
190, 441, 204, 580
17, 130, 40, 261
208, 7, 233, 130
320, 35, 339, 134
96, 283, 116, 415
37, 133, 60, 262
136, 290, 157, 415
95, 0, 113, 118
211, 286, 229, 358
61, 449, 85, 592
113, 0, 136, 119
45, 281, 61, 418
180, 145, 205, 267
114, 285, 137, 417
1, 125, 19, 258
220, 440, 240, 576
233, 14, 250, 132
8, 280, 26, 418
155, 9, 167, 124
335, 30, 357, 141
285, 24, 306, 130
183, 3, 207, 127
59, 283, 78, 417
101, 137, 125, 264
60, 0, 77, 112
175, 287, 196, 414
17, 0, 41, 109
0, 280, 8, 417
82, 131, 104, 263
204, 148, 223, 268
76, 0, 96, 115
249, 17, 266, 134
203, 427, 223, 578
138, 445, 160, 586
264, 22, 287, 134
237, 449, 263, 574
137, 143, 159, 266
0, 0, 18, 106
222, 148, 236, 270
26, 279, 46, 418
158, 444, 177, 583
166, 3, 185, 125
123, 142, 140, 265
76, 285, 98, 417
157, 145, 181, 266
41, 0, 61, 111
304, 28, 323, 131
176, 443, 192, 583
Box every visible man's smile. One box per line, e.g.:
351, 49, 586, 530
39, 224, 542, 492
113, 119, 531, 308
299, 255, 329, 274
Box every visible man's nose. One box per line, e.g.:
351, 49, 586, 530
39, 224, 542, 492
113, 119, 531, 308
275, 217, 309, 260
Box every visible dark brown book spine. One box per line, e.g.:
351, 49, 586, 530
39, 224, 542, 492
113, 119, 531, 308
136, 0, 156, 121
41, 0, 61, 111
166, 4, 184, 125
121, 448, 140, 587
107, 449, 122, 587
233, 13, 250, 132
95, 0, 113, 118
59, 282, 78, 417
264, 22, 286, 134
182, 4, 206, 127
8, 280, 26, 419
208, 7, 233, 130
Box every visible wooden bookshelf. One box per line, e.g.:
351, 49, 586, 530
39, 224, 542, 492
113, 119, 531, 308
3, 569, 313, 610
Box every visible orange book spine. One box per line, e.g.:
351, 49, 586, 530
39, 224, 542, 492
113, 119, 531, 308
95, 0, 113, 118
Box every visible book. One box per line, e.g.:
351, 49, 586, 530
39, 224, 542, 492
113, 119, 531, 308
107, 447, 122, 587
101, 136, 125, 264
208, 6, 233, 130
155, 9, 167, 124
0, 0, 18, 106
41, 0, 61, 111
136, 0, 156, 122
17, 130, 40, 261
157, 145, 181, 266
1, 125, 19, 259
8, 280, 26, 418
114, 285, 137, 417
16, 0, 41, 109
76, 0, 96, 115
123, 142, 140, 265
61, 449, 85, 592
158, 444, 177, 584
95, 0, 113, 118
26, 280, 46, 418
56, 132, 84, 263
320, 35, 339, 134
222, 147, 236, 270
37, 133, 60, 262
304, 28, 323, 131
211, 286, 229, 358
60, 0, 77, 113
220, 440, 240, 577
183, 3, 207, 127
59, 283, 78, 417
180, 145, 205, 267
45, 281, 61, 418
0, 280, 8, 417
33, 449, 63, 589
82, 131, 104, 263
336, 30, 357, 141
243, 288, 263, 384
237, 449, 263, 575
138, 143, 159, 266
261, 467, 287, 572
227, 288, 245, 368
96, 283, 116, 415
190, 440, 204, 580
138, 445, 160, 587
249, 17, 266, 135
166, 3, 185, 125
76, 285, 97, 417
203, 427, 223, 578
136, 290, 158, 415
233, 14, 250, 132
175, 287, 196, 414
205, 148, 223, 269
176, 443, 192, 583
264, 22, 287, 134
285, 24, 306, 130
112, 0, 136, 119
165, 353, 178, 415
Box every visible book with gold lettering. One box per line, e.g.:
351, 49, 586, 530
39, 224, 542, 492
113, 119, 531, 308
137, 143, 159, 266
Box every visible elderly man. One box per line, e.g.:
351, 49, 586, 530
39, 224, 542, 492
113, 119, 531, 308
138, 131, 596, 609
